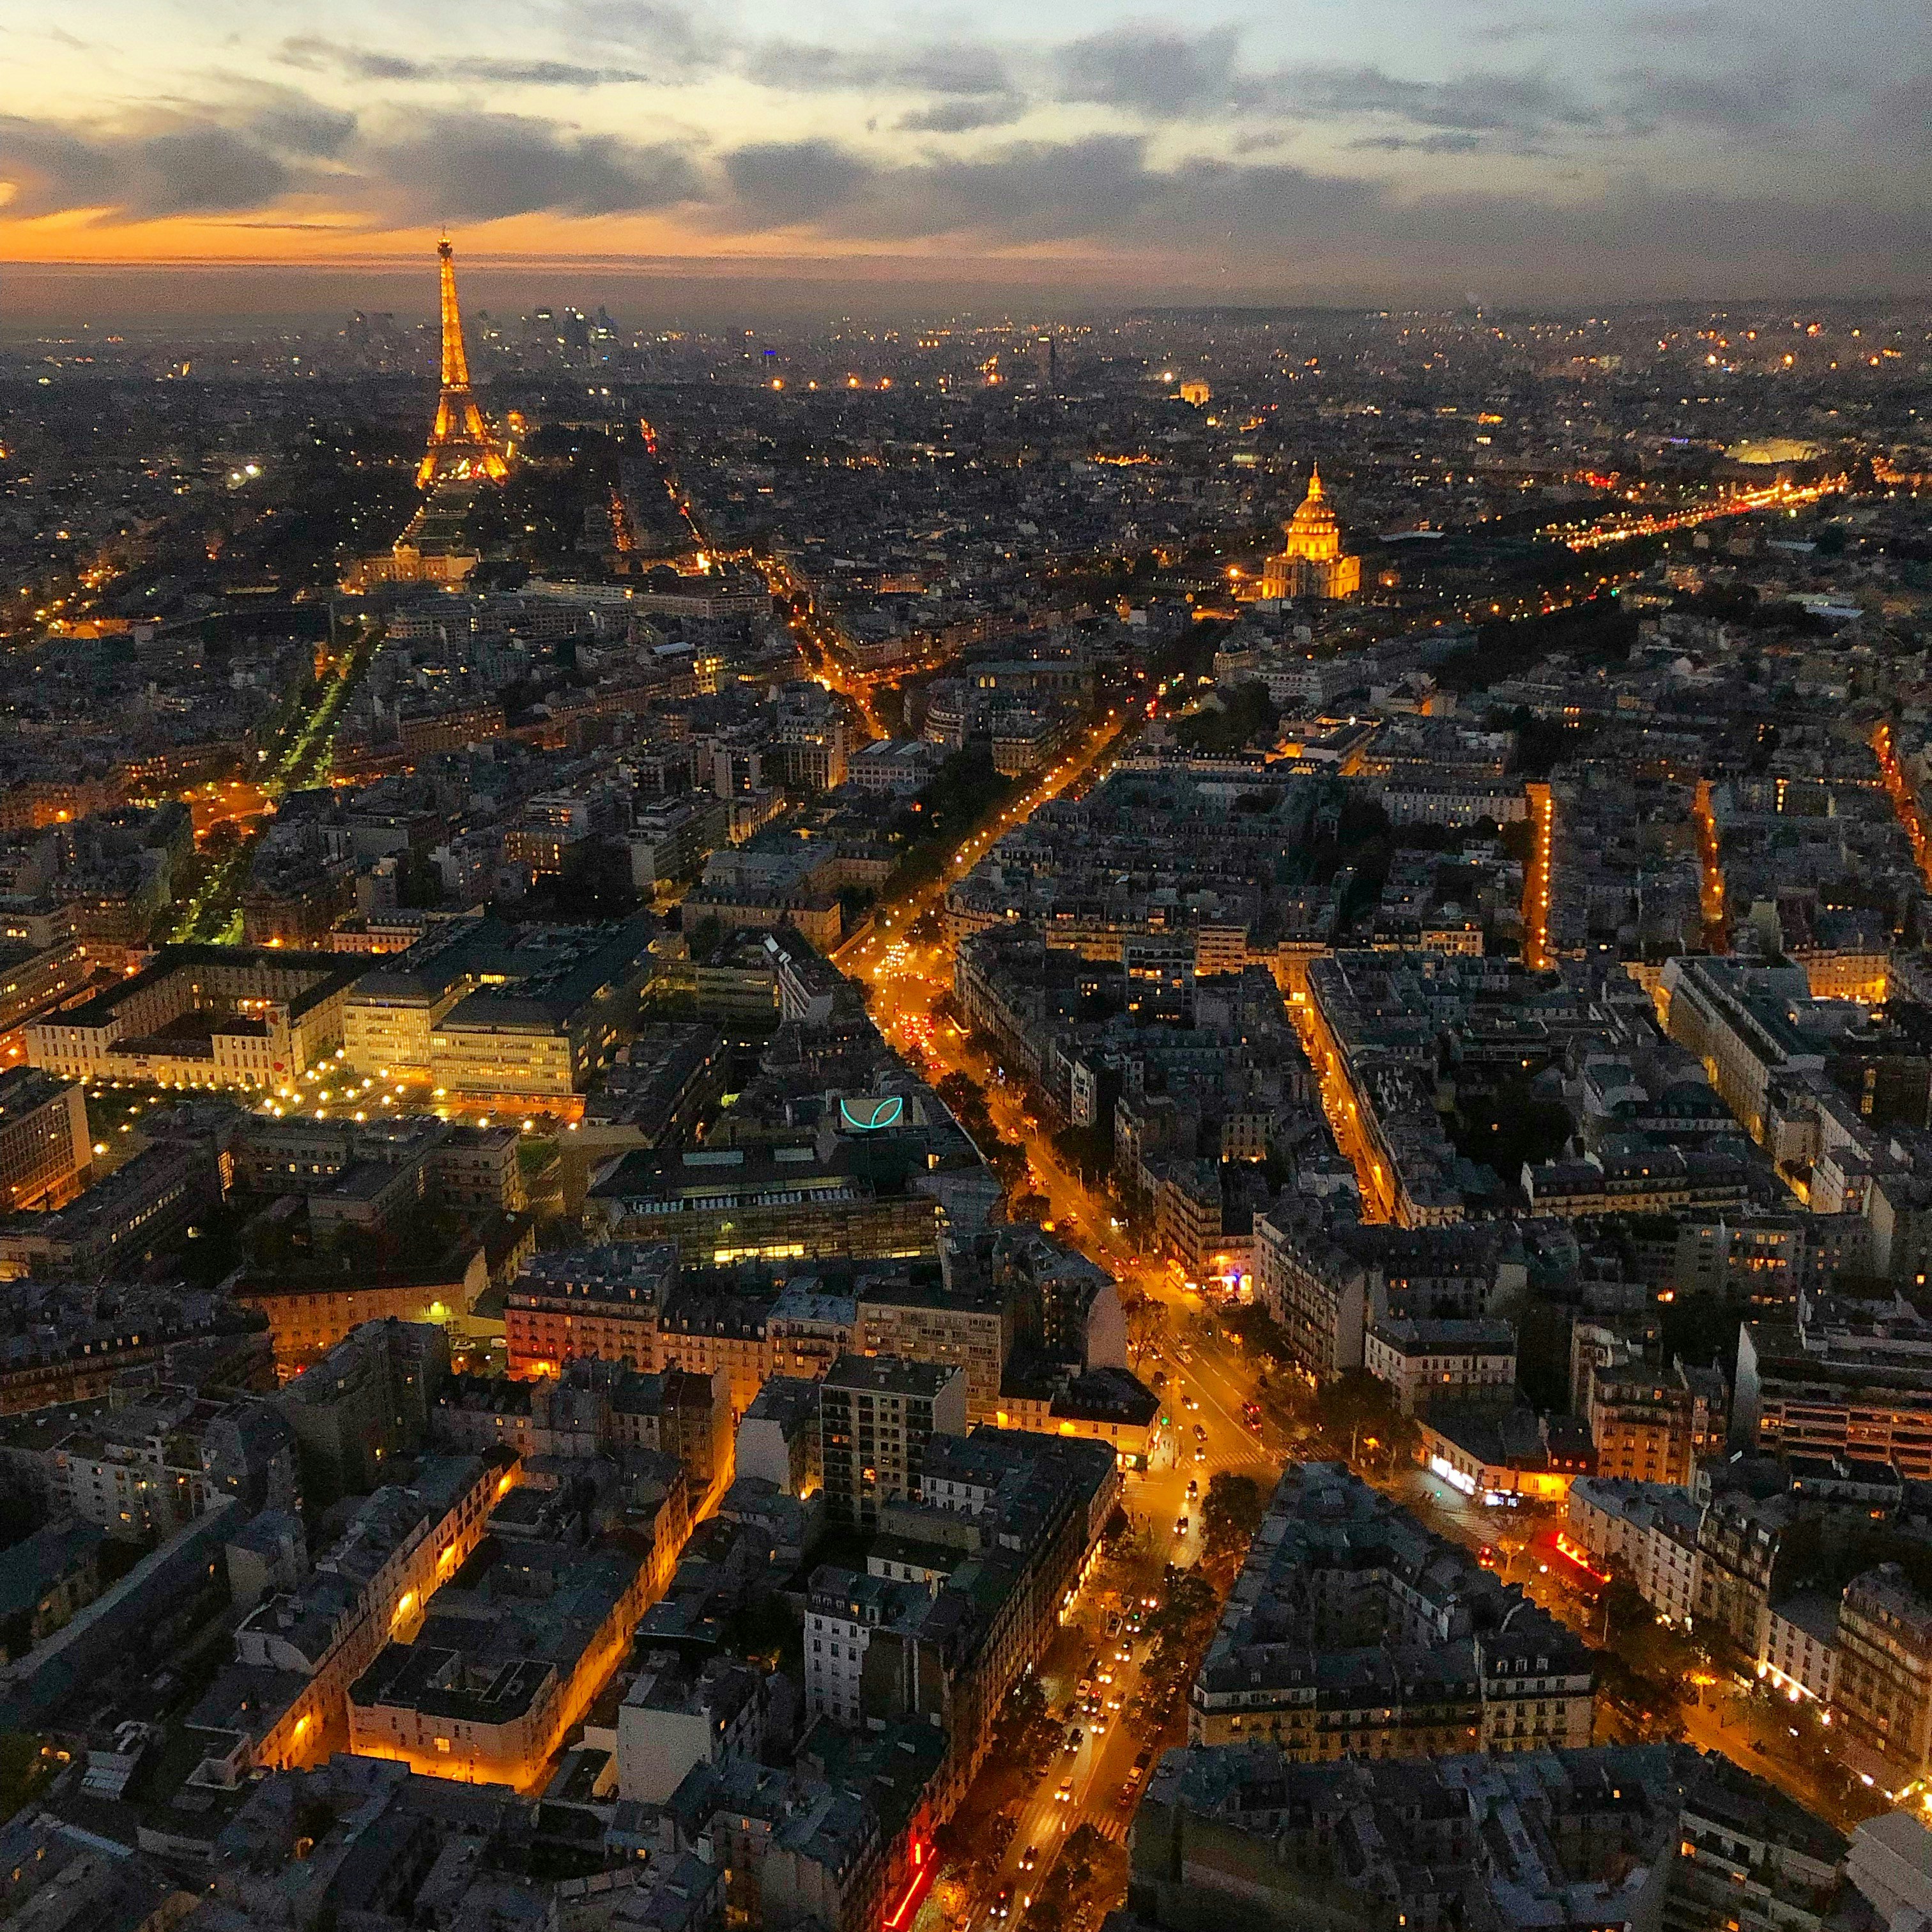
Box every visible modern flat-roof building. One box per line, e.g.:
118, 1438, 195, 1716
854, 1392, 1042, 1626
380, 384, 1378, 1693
340, 914, 495, 1079
587, 1142, 941, 1266
429, 914, 657, 1114
341, 913, 658, 1112
1737, 1294, 1932, 1477
0, 1068, 90, 1214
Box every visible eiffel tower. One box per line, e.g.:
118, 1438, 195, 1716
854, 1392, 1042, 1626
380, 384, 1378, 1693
417, 236, 508, 489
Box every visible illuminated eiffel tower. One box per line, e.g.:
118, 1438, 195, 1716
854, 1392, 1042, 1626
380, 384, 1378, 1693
417, 236, 508, 489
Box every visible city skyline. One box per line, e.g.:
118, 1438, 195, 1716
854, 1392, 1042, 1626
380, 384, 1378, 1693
3, 0, 1931, 313
6, 20, 1932, 1919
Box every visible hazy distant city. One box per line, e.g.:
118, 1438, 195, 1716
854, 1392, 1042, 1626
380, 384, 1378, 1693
4, 118, 1932, 1932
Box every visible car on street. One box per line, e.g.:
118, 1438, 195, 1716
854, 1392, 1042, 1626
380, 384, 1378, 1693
1175, 1514, 1190, 1535
1066, 1728, 1082, 1751
1020, 1846, 1039, 1871
993, 1892, 1011, 1920
1186, 1478, 1199, 1500
1055, 1781, 1073, 1804
1117, 1782, 1136, 1807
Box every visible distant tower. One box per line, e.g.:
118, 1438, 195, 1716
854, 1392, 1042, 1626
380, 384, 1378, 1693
417, 238, 507, 490
1259, 464, 1361, 601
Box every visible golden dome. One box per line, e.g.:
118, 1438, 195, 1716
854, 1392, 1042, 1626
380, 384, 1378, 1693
1282, 464, 1340, 560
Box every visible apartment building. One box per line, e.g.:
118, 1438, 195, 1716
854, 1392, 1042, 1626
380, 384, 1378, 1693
1363, 1315, 1516, 1415
275, 1319, 450, 1506
50, 1391, 296, 1541
1588, 1364, 1701, 1485
737, 1376, 823, 1497
1191, 1463, 1595, 1760
854, 1278, 1013, 1422
805, 1567, 931, 1729
503, 1243, 677, 1377
1764, 1592, 1841, 1705
226, 1454, 508, 1775
608, 1365, 733, 1505
822, 1427, 1116, 1818
0, 1520, 107, 1655
347, 1526, 658, 1793
616, 1651, 764, 1802
817, 1354, 967, 1530
1834, 1565, 1932, 1782
1567, 1476, 1703, 1628
1256, 1208, 1524, 1384
235, 1246, 487, 1376
653, 1280, 778, 1417
1134, 1742, 1855, 1932
1656, 954, 1829, 1146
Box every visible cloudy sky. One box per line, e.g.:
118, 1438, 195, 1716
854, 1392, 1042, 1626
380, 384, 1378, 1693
3, 0, 1930, 305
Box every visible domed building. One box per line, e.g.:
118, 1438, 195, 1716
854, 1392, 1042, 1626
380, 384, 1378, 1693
1259, 465, 1361, 601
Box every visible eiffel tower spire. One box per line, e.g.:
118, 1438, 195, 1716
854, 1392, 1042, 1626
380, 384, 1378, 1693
417, 236, 507, 489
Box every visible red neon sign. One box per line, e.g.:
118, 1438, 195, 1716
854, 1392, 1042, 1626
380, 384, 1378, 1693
883, 1839, 934, 1931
